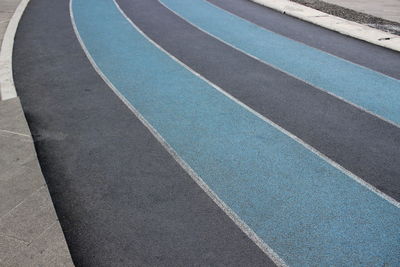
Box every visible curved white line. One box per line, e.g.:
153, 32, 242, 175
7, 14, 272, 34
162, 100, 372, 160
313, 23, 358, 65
120, 0, 400, 208
159, 0, 400, 130
69, 0, 289, 266
71, 0, 400, 263
205, 0, 400, 82
0, 0, 30, 100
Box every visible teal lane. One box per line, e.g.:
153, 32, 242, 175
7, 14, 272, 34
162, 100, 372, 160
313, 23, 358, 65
71, 0, 400, 266
160, 0, 400, 126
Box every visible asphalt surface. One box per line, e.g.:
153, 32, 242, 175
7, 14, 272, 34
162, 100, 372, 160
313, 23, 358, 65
117, 0, 400, 201
12, 0, 400, 265
13, 0, 274, 266
209, 0, 400, 79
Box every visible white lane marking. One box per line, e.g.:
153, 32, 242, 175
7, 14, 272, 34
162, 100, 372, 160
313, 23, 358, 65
159, 0, 400, 130
206, 0, 400, 81
114, 0, 400, 208
69, 1, 288, 266
0, 0, 30, 100
72, 0, 400, 262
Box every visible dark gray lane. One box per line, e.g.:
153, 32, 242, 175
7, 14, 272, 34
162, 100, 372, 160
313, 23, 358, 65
13, 0, 275, 266
117, 0, 400, 201
209, 0, 400, 79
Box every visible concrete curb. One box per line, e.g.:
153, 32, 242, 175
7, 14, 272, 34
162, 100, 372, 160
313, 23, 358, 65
0, 98, 74, 266
0, 0, 30, 101
250, 0, 400, 52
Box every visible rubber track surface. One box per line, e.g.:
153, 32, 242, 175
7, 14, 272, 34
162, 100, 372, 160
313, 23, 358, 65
117, 0, 400, 201
13, 0, 275, 265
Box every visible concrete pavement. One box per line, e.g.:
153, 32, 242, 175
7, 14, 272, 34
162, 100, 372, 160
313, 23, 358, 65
252, 0, 400, 51
322, 0, 400, 23
0, 0, 18, 44
290, 0, 400, 35
0, 101, 73, 266
0, 0, 73, 265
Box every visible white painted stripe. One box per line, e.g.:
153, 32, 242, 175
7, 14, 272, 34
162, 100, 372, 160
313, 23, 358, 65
159, 0, 400, 130
71, 0, 400, 264
0, 0, 30, 101
70, 0, 288, 266
204, 0, 400, 82
113, 0, 400, 209
251, 0, 400, 52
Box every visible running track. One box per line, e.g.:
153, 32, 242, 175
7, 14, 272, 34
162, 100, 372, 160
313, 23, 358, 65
13, 0, 400, 266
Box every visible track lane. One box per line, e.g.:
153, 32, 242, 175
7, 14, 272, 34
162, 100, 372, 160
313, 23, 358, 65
72, 0, 400, 265
12, 0, 400, 265
117, 0, 400, 201
12, 0, 276, 265
160, 0, 400, 127
208, 0, 400, 80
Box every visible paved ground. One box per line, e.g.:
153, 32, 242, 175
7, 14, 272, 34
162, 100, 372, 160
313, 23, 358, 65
291, 0, 400, 35
322, 0, 400, 23
0, 1, 15, 43
10, 0, 400, 266
0, 99, 73, 266
0, 0, 73, 265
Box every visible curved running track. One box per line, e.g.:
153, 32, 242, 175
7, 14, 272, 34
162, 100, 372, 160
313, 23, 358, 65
13, 0, 400, 266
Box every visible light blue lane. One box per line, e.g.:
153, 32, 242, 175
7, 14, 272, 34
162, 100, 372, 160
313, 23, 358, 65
160, 0, 400, 126
72, 0, 400, 266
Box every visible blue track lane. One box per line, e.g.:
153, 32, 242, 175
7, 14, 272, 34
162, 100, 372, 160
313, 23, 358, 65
71, 0, 400, 266
160, 0, 400, 126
